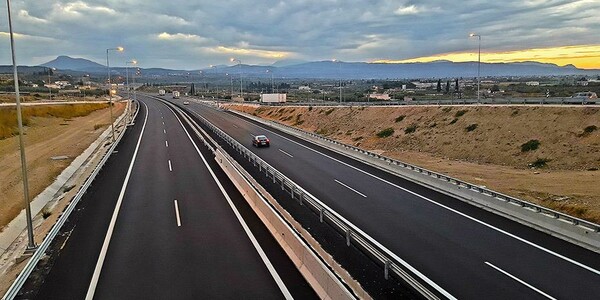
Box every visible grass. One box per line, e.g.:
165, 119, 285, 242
465, 123, 478, 132
395, 115, 406, 123
377, 127, 395, 138
0, 103, 108, 140
521, 139, 541, 152
404, 124, 417, 134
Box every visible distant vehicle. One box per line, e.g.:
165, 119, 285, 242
252, 135, 270, 147
566, 92, 597, 104
172, 91, 180, 99
158, 89, 166, 96
183, 101, 189, 105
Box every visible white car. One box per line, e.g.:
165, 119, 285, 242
183, 101, 190, 105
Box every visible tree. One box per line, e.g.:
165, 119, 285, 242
455, 78, 459, 91
446, 80, 450, 93
436, 79, 441, 92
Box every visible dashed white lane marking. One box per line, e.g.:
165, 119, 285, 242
334, 179, 367, 198
164, 129, 166, 134
174, 200, 182, 227
168, 160, 172, 172
278, 149, 293, 158
485, 262, 556, 299
165, 140, 169, 147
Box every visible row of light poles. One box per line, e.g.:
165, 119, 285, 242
469, 33, 482, 102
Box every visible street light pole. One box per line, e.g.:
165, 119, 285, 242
230, 58, 242, 99
469, 33, 481, 103
106, 47, 123, 142
333, 59, 342, 103
7, 0, 36, 251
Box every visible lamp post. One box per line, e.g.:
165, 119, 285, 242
46, 67, 55, 100
225, 73, 233, 98
230, 58, 242, 99
106, 46, 124, 142
333, 59, 342, 103
125, 60, 137, 100
266, 69, 274, 93
469, 33, 481, 103
6, 0, 36, 251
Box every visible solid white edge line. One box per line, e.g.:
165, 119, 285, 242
231, 112, 600, 277
166, 104, 293, 300
168, 160, 172, 172
278, 148, 294, 158
174, 200, 182, 227
334, 179, 367, 198
485, 262, 556, 299
85, 101, 149, 300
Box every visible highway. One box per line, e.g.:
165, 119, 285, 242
32, 96, 316, 299
171, 95, 600, 299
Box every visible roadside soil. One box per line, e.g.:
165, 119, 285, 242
229, 104, 600, 223
0, 103, 125, 231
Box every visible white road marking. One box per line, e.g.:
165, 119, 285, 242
165, 140, 169, 147
85, 101, 149, 300
229, 111, 600, 277
334, 179, 367, 198
233, 124, 238, 128
168, 160, 172, 172
164, 129, 166, 134
485, 262, 556, 299
278, 149, 293, 158
167, 105, 293, 299
174, 200, 182, 227
162, 121, 165, 125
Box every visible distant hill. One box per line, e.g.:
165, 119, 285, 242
41, 56, 105, 71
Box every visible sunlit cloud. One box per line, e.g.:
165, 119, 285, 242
0, 32, 56, 42
373, 45, 600, 69
156, 32, 209, 43
208, 46, 292, 59
394, 5, 421, 16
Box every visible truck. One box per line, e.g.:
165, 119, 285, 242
172, 91, 180, 99
260, 93, 286, 103
158, 89, 166, 96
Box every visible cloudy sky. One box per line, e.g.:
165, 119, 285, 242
1, 0, 599, 69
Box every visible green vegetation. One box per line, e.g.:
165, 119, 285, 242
521, 139, 541, 152
529, 158, 551, 168
455, 109, 468, 118
324, 108, 335, 115
583, 125, 597, 134
449, 118, 458, 125
0, 103, 108, 140
465, 123, 478, 132
395, 115, 406, 123
376, 127, 395, 138
404, 124, 417, 134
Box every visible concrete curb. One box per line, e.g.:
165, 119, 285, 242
230, 109, 600, 254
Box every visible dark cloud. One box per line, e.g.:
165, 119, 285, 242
1, 0, 598, 69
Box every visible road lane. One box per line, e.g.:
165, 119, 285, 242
35, 96, 316, 299
176, 97, 600, 299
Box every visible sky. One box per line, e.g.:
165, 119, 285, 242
1, 0, 599, 70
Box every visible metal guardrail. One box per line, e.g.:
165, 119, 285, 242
2, 101, 136, 300
190, 108, 453, 300
232, 110, 600, 235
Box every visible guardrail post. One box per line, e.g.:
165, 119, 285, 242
298, 192, 303, 205
291, 187, 295, 199
346, 229, 351, 246
384, 260, 391, 280
319, 208, 324, 223
273, 171, 276, 184
281, 178, 285, 190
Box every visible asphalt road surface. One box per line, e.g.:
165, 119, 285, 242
34, 96, 316, 299
170, 95, 600, 300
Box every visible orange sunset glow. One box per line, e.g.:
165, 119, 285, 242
374, 44, 600, 69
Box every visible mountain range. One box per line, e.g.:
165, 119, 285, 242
2, 56, 598, 79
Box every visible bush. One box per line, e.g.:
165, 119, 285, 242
376, 127, 394, 138
449, 118, 458, 125
395, 115, 406, 123
584, 125, 597, 133
308, 106, 313, 111
521, 139, 540, 152
465, 123, 478, 132
404, 124, 417, 134
455, 110, 468, 117
529, 158, 551, 168
324, 108, 335, 115
42, 208, 52, 219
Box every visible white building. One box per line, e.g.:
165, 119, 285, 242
368, 93, 391, 100
298, 85, 311, 91
526, 81, 540, 86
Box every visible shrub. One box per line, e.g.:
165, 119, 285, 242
352, 136, 363, 141
395, 115, 406, 123
308, 106, 313, 111
529, 158, 551, 168
465, 123, 478, 132
455, 109, 468, 118
42, 208, 52, 219
404, 124, 417, 134
449, 118, 458, 125
521, 139, 540, 152
584, 125, 597, 133
376, 127, 394, 138
324, 108, 335, 115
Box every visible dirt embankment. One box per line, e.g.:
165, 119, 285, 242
229, 104, 600, 223
0, 103, 125, 230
